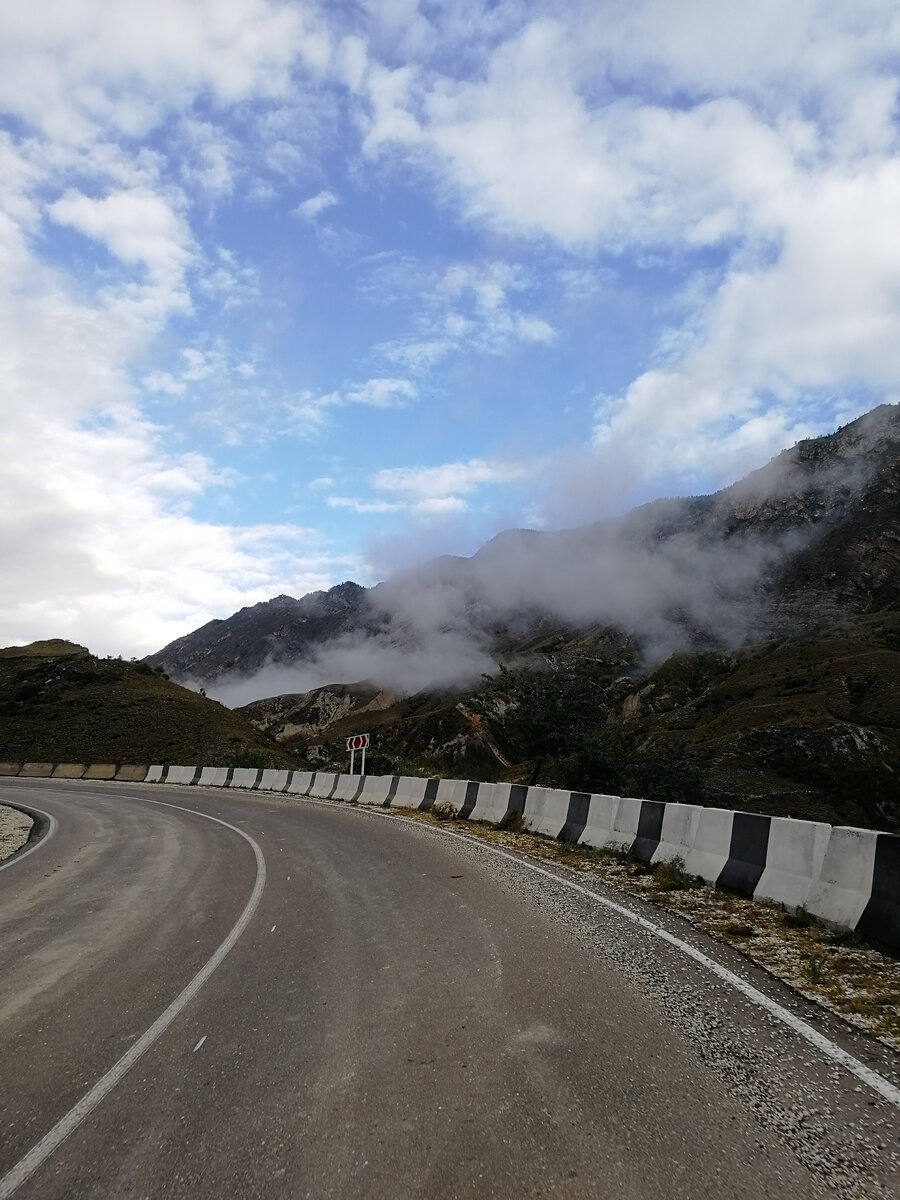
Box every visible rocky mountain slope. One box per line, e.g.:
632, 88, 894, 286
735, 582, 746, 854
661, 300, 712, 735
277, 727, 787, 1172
150, 405, 900, 689
150, 406, 900, 829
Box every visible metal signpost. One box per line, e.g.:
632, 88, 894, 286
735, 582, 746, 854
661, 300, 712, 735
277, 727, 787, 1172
346, 733, 369, 775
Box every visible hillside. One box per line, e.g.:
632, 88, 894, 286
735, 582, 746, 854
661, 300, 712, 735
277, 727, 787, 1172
148, 405, 900, 830
0, 641, 294, 767
150, 405, 900, 693
238, 612, 900, 831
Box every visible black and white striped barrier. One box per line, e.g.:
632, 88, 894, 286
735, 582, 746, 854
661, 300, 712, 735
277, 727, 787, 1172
138, 765, 898, 953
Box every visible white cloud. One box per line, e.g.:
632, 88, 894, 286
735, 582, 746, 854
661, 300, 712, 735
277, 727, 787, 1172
376, 258, 555, 371
327, 496, 405, 513
371, 456, 531, 514
355, 3, 900, 494
0, 1, 327, 143
294, 189, 339, 219
343, 377, 417, 406
48, 187, 194, 318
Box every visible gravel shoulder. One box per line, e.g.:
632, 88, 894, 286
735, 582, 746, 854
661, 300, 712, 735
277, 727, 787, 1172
0, 804, 32, 861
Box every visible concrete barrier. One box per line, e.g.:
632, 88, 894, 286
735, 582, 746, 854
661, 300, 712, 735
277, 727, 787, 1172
467, 782, 527, 825
18, 763, 53, 778
333, 774, 367, 802
285, 771, 314, 794
0, 763, 20, 776
199, 766, 229, 787
229, 768, 262, 789
754, 817, 832, 910
115, 765, 150, 782
260, 769, 290, 792
52, 763, 86, 779
307, 772, 339, 799
856, 833, 900, 953
83, 763, 118, 780
651, 803, 702, 867
608, 795, 644, 854
578, 793, 619, 850
523, 787, 570, 839
682, 807, 734, 881
390, 776, 428, 809
431, 777, 473, 816
806, 827, 879, 929
358, 775, 393, 805
163, 765, 199, 786
717, 812, 772, 895
145, 764, 164, 782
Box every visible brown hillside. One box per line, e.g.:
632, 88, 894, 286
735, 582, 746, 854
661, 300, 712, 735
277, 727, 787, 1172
0, 642, 294, 767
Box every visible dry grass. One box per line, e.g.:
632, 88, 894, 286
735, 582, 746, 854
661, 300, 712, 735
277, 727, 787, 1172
404, 806, 900, 1051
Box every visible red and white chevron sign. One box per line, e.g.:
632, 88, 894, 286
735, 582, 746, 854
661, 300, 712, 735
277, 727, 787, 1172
346, 734, 369, 751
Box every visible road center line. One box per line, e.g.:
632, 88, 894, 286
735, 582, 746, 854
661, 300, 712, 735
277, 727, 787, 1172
0, 796, 266, 1200
307, 797, 900, 1111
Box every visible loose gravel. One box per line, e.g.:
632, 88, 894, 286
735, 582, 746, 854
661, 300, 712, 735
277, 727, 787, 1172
0, 804, 32, 862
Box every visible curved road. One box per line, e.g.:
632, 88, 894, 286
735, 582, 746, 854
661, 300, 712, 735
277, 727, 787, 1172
0, 779, 898, 1199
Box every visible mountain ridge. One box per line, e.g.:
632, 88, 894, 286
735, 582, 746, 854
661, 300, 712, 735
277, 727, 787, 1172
147, 403, 900, 696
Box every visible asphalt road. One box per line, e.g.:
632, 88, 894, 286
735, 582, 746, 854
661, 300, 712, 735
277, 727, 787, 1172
0, 779, 898, 1199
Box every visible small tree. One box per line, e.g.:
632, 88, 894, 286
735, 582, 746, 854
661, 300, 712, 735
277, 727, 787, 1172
471, 660, 604, 785
631, 742, 705, 805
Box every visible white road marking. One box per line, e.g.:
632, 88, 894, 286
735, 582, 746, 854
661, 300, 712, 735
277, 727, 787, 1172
0, 805, 58, 872
271, 924, 276, 932
0, 797, 266, 1200
308, 796, 900, 1112
193, 1036, 207, 1053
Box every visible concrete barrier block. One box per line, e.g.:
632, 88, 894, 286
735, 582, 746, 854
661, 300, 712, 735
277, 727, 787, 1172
806, 826, 879, 929
198, 767, 229, 787
467, 782, 509, 824
856, 833, 900, 953
359, 775, 393, 805
115, 765, 150, 782
717, 812, 772, 895
609, 795, 643, 853
682, 807, 734, 882
652, 804, 702, 867
578, 794, 620, 850
52, 763, 86, 779
308, 772, 339, 799
83, 764, 117, 780
0, 763, 20, 776
333, 774, 363, 801
523, 787, 570, 838
390, 777, 428, 809
259, 769, 290, 792
754, 817, 832, 910
285, 771, 314, 794
229, 767, 262, 789
19, 763, 53, 778
162, 765, 198, 785
145, 764, 164, 783
432, 778, 470, 815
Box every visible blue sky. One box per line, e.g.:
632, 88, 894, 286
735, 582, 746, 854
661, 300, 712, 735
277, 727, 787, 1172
2, 0, 900, 656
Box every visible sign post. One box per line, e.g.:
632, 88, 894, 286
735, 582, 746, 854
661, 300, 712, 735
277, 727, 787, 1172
346, 733, 370, 775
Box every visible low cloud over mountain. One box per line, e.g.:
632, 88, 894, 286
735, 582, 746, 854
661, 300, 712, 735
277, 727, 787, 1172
147, 405, 900, 707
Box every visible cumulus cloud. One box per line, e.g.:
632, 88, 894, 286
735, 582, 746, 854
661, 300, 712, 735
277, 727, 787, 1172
0, 1, 353, 655
358, 1, 900, 496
